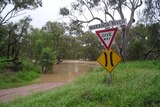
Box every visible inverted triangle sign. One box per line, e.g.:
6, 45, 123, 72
95, 28, 118, 50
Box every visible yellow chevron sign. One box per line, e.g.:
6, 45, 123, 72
97, 49, 122, 73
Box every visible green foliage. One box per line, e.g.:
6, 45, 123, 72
77, 31, 103, 60
147, 23, 160, 49
0, 57, 7, 70
1, 61, 160, 106
0, 25, 7, 56
40, 47, 56, 65
16, 70, 39, 81
0, 71, 39, 89
128, 38, 146, 60
60, 36, 81, 59
24, 21, 65, 63
0, 59, 40, 89
22, 59, 40, 73
127, 23, 160, 60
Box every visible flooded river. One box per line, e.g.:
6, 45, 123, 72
41, 60, 100, 83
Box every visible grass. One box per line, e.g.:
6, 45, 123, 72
0, 59, 41, 89
1, 60, 160, 107
0, 70, 40, 89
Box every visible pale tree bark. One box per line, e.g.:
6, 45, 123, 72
116, 0, 142, 61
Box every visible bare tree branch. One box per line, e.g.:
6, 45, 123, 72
117, 1, 125, 19
135, 0, 139, 6
0, 7, 16, 24
0, 3, 7, 14
105, 11, 115, 20
134, 0, 142, 9
129, 0, 134, 7
123, 2, 132, 10
3, 12, 26, 24
9, 21, 27, 46
153, 14, 160, 22
102, 0, 108, 12
83, 0, 94, 18
77, 17, 103, 25
102, 0, 115, 21
127, 10, 134, 29
82, 12, 88, 21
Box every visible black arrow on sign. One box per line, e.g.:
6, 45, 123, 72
104, 51, 114, 67
104, 52, 108, 67
110, 52, 114, 67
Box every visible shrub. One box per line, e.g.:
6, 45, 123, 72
0, 57, 7, 70
18, 59, 40, 71
16, 70, 39, 81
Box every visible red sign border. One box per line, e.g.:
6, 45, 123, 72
95, 28, 118, 50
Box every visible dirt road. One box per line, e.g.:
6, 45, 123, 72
0, 82, 65, 102
0, 60, 99, 103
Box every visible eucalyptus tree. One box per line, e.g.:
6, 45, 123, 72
27, 27, 57, 72
78, 31, 103, 60
20, 28, 41, 60
127, 24, 148, 60
143, 0, 160, 23
0, 0, 42, 25
0, 25, 7, 56
140, 0, 160, 59
6, 16, 32, 60
60, 0, 143, 61
60, 36, 81, 59
143, 23, 160, 60
0, 17, 32, 71
42, 21, 65, 62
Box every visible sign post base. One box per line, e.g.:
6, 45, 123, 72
109, 73, 112, 84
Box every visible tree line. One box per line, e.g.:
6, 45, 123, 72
0, 0, 159, 73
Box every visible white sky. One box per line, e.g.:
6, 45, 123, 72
9, 0, 74, 28
7, 0, 143, 29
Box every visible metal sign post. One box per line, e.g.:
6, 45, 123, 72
92, 19, 126, 85
109, 73, 112, 84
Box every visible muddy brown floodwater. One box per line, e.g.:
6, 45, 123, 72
0, 60, 100, 103
41, 60, 100, 83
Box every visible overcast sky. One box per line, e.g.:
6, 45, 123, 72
8, 0, 143, 29
10, 0, 74, 28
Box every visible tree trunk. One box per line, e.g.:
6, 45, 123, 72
14, 46, 20, 59
120, 25, 128, 62
7, 33, 11, 59
42, 65, 48, 73
124, 28, 129, 61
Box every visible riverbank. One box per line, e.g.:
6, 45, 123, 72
1, 61, 160, 106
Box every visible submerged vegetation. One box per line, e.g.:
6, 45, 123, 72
1, 61, 160, 106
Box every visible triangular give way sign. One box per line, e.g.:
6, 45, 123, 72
95, 28, 118, 50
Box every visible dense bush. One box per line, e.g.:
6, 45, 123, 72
0, 57, 8, 70
0, 59, 40, 89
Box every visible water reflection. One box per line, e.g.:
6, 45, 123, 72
41, 60, 100, 83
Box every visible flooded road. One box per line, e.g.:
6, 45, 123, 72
41, 60, 100, 83
0, 60, 100, 102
